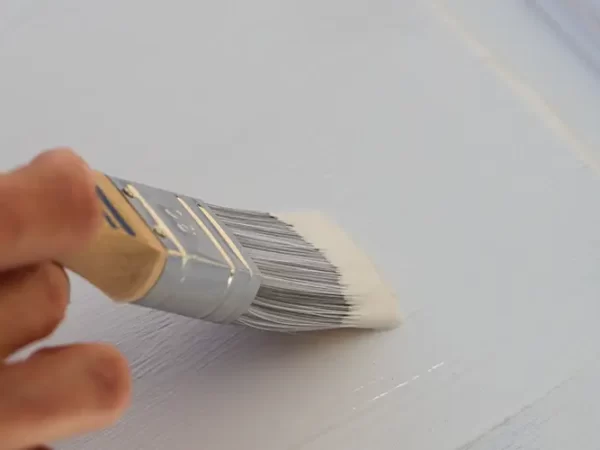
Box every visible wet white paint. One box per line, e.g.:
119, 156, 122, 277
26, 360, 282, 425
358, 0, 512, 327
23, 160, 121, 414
351, 360, 444, 407
1, 1, 600, 449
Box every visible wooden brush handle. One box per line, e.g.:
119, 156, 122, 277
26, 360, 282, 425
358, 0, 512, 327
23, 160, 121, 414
56, 172, 167, 302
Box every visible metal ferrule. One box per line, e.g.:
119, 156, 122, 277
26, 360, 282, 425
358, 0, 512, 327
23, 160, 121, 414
108, 176, 261, 324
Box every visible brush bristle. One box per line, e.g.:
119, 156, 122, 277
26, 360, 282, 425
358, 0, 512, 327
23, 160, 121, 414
209, 206, 400, 332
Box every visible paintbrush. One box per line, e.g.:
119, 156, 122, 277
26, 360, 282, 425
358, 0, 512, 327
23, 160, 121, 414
57, 172, 400, 332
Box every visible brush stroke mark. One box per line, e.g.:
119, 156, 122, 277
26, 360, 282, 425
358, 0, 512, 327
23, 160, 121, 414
427, 0, 600, 177
352, 376, 384, 393
368, 380, 409, 402
458, 353, 600, 449
366, 361, 445, 404
428, 361, 445, 372
297, 360, 447, 449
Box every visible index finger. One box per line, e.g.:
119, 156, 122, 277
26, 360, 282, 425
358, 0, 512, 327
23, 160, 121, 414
0, 149, 102, 271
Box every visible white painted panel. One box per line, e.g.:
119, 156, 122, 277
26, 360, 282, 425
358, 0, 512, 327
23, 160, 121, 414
0, 1, 599, 449
463, 357, 600, 450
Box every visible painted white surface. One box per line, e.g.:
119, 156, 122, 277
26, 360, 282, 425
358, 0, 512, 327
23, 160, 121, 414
1, 1, 600, 449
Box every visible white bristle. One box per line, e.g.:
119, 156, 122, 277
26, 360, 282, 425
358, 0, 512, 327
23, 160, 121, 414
276, 212, 401, 330
209, 205, 401, 332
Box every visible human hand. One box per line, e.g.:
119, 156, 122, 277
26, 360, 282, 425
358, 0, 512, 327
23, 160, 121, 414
0, 149, 131, 450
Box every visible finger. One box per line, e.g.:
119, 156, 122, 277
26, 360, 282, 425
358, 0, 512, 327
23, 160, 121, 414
0, 343, 131, 449
0, 263, 69, 359
0, 148, 102, 271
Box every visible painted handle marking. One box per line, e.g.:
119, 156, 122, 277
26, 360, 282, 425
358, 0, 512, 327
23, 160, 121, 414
95, 185, 136, 236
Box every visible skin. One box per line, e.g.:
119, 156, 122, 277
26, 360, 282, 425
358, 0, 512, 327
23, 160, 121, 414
0, 149, 131, 450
